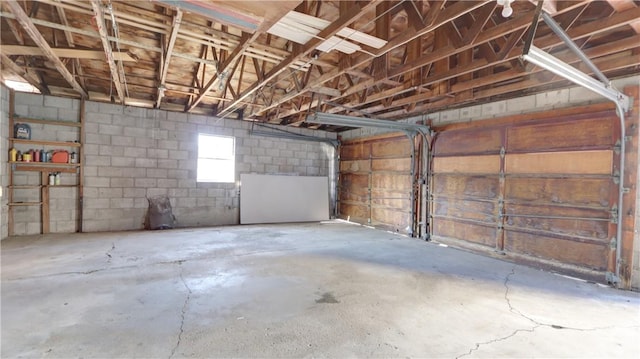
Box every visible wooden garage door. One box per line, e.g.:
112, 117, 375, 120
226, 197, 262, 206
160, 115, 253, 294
431, 111, 619, 280
339, 134, 415, 234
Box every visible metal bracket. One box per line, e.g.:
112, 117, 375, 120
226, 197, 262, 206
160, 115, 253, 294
610, 205, 618, 224
499, 146, 506, 158
606, 272, 620, 284
609, 238, 617, 250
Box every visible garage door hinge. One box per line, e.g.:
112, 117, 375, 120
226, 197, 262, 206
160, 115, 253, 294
605, 272, 620, 284
612, 171, 620, 184
609, 237, 617, 249
614, 140, 621, 155
610, 205, 618, 223
500, 147, 506, 158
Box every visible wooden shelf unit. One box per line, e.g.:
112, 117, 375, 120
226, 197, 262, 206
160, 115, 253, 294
7, 91, 85, 235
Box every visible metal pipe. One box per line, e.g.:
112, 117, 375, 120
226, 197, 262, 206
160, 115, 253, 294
406, 131, 417, 237
541, 11, 609, 86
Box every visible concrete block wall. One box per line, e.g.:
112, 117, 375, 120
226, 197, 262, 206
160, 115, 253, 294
79, 100, 336, 232
1, 85, 8, 239
10, 93, 81, 235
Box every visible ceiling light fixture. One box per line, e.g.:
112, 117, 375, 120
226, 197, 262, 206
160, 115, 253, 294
497, 0, 514, 18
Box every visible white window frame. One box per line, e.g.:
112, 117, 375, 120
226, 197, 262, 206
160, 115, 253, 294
197, 133, 235, 183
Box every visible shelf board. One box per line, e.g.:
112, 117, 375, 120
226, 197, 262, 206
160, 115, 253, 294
48, 185, 79, 188
10, 138, 81, 147
11, 162, 80, 173
9, 185, 43, 189
8, 202, 42, 206
13, 117, 82, 128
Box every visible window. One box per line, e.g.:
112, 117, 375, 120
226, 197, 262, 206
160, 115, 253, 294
197, 134, 235, 183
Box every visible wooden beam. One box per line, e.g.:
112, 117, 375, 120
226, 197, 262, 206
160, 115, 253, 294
217, 1, 384, 117
156, 9, 182, 108
0, 45, 138, 61
251, 0, 491, 119
605, 0, 640, 33
53, 3, 86, 89
89, 0, 124, 102
0, 53, 49, 94
4, 0, 86, 97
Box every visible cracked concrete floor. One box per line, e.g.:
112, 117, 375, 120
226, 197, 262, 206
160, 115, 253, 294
2, 221, 639, 358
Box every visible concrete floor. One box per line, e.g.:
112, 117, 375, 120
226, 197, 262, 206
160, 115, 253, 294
2, 221, 639, 358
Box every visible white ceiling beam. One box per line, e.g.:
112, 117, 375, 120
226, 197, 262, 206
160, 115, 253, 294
89, 0, 124, 103
4, 0, 87, 97
156, 9, 183, 108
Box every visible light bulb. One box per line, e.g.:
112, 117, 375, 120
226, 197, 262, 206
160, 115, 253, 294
501, 3, 513, 17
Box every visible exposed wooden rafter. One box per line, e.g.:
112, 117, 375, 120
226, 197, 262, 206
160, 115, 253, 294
156, 8, 183, 108
90, 0, 125, 103
0, 53, 49, 94
4, 0, 87, 97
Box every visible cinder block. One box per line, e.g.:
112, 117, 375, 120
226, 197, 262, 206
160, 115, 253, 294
134, 198, 148, 209
147, 149, 169, 159
158, 159, 178, 169
85, 155, 111, 167
459, 105, 482, 120
146, 108, 168, 120
178, 179, 196, 188
569, 86, 602, 104
29, 106, 58, 119
85, 133, 111, 145
167, 111, 188, 122
54, 221, 77, 233
265, 164, 278, 173
120, 126, 148, 138
135, 178, 157, 188
178, 140, 197, 151
233, 128, 247, 137
307, 166, 320, 175
536, 89, 569, 108
135, 158, 158, 168
178, 160, 196, 171
110, 198, 134, 209
124, 147, 147, 158
44, 95, 73, 109
189, 188, 208, 197
258, 156, 273, 164
188, 114, 207, 124
176, 197, 196, 207
111, 135, 135, 147
111, 156, 136, 167
111, 178, 134, 187
147, 168, 168, 178
196, 197, 215, 207
58, 108, 79, 122
85, 198, 111, 209
506, 95, 536, 113
98, 188, 123, 198
158, 140, 178, 150
99, 102, 124, 115
84, 166, 98, 177
99, 145, 125, 156
169, 188, 189, 198
124, 188, 146, 198
251, 163, 265, 172
160, 120, 176, 131
157, 179, 178, 188
146, 188, 168, 198
85, 176, 110, 187
135, 137, 156, 148
286, 157, 300, 166
168, 169, 189, 179
83, 144, 100, 155
89, 113, 113, 124
15, 92, 43, 106
124, 106, 145, 117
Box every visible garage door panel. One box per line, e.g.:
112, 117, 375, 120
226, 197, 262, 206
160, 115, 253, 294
371, 137, 411, 158
505, 177, 611, 208
339, 203, 369, 221
341, 143, 370, 160
433, 218, 497, 247
372, 158, 411, 172
433, 155, 501, 174
505, 150, 612, 175
340, 160, 371, 172
505, 204, 610, 240
371, 173, 411, 191
504, 231, 608, 270
433, 174, 500, 200
371, 208, 411, 231
433, 198, 496, 223
507, 117, 615, 152
371, 195, 411, 209
434, 128, 502, 156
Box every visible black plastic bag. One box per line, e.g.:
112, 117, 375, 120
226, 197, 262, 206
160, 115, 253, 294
146, 195, 176, 230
